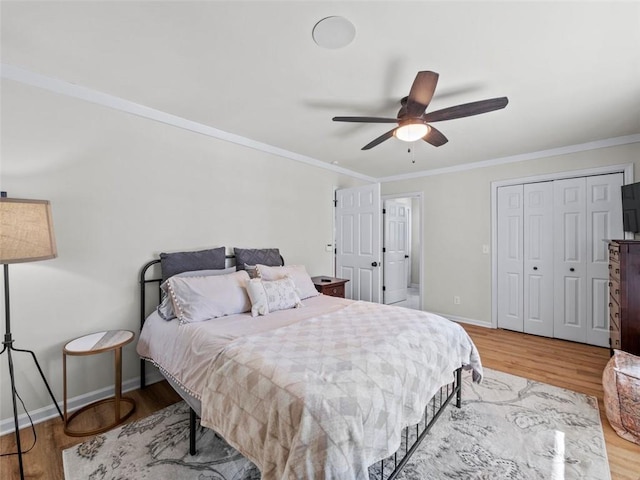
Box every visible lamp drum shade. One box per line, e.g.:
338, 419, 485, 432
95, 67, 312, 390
0, 198, 57, 264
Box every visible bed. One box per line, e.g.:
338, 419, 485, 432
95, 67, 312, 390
137, 248, 483, 480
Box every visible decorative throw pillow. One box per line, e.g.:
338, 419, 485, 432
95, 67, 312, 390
257, 264, 319, 300
157, 267, 236, 320
245, 277, 302, 317
160, 247, 226, 282
234, 248, 282, 271
167, 270, 251, 323
246, 278, 270, 316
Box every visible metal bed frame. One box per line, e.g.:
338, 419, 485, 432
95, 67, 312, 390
139, 256, 462, 480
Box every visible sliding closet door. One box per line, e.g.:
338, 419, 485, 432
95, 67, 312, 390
523, 182, 554, 337
497, 185, 524, 331
586, 173, 624, 347
553, 178, 587, 343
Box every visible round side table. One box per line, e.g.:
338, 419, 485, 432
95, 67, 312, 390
63, 330, 136, 436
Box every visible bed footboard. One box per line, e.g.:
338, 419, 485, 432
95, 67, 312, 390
186, 366, 463, 479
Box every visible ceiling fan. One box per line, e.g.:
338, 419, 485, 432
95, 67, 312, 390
332, 71, 508, 150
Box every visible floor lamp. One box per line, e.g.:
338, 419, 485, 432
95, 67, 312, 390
0, 197, 64, 480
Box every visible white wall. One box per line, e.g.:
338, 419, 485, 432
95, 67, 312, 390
382, 142, 640, 325
0, 79, 365, 425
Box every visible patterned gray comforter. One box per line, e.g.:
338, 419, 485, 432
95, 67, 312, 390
200, 301, 483, 480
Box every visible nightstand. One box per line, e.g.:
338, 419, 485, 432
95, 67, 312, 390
311, 276, 349, 298
63, 330, 136, 436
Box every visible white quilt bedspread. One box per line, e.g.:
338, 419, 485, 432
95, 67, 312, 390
200, 301, 482, 480
137, 295, 352, 398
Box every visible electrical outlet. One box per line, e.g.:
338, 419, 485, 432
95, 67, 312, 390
453, 296, 461, 305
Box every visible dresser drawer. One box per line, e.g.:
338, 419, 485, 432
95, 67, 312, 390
610, 330, 622, 350
609, 277, 621, 302
608, 261, 621, 282
609, 245, 620, 264
323, 284, 345, 298
609, 299, 620, 332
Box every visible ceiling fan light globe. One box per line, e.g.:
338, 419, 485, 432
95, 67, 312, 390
395, 123, 430, 142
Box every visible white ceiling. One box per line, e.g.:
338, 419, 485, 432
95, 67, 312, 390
2, 1, 639, 181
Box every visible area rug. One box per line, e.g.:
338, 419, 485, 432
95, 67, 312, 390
62, 368, 610, 480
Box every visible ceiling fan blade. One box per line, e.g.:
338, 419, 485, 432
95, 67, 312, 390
333, 116, 398, 123
423, 125, 448, 147
405, 71, 439, 117
423, 97, 509, 123
362, 128, 397, 150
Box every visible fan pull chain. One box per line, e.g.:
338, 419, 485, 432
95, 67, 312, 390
408, 147, 416, 164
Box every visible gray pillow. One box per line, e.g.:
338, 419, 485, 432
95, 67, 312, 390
160, 247, 226, 282
234, 248, 282, 271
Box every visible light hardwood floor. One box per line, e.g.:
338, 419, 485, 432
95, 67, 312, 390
1, 325, 639, 479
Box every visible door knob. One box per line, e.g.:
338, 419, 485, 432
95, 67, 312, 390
404, 255, 409, 259
570, 267, 575, 272
371, 262, 378, 267
533, 266, 538, 271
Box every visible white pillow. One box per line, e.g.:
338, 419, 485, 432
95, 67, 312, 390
167, 270, 251, 323
257, 264, 319, 300
246, 278, 269, 316
157, 267, 236, 320
246, 277, 302, 317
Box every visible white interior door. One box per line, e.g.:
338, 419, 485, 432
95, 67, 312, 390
586, 173, 624, 347
406, 206, 412, 288
497, 172, 625, 346
335, 184, 382, 302
553, 177, 587, 343
523, 182, 554, 337
383, 200, 408, 304
497, 185, 524, 331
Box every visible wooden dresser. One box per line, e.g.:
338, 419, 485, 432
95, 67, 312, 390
311, 276, 349, 298
608, 240, 640, 355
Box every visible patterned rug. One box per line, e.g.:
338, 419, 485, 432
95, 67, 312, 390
62, 368, 610, 480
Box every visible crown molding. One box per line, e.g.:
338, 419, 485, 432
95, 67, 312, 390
377, 134, 640, 183
0, 63, 376, 184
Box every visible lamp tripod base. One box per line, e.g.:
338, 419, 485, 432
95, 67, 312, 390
1, 334, 64, 480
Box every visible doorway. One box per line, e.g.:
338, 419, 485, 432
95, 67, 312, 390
382, 193, 423, 311
333, 186, 423, 309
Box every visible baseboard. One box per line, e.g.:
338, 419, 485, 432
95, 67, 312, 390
433, 312, 493, 329
0, 370, 164, 436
